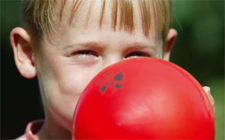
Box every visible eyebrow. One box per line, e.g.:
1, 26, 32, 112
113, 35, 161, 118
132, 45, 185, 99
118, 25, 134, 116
64, 41, 105, 50
125, 42, 155, 50
63, 41, 105, 55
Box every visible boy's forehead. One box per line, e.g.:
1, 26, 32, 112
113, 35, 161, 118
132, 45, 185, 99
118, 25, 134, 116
55, 0, 159, 38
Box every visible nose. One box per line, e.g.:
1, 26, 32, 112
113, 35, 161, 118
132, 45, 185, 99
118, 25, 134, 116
92, 55, 123, 79
103, 56, 123, 69
95, 55, 123, 75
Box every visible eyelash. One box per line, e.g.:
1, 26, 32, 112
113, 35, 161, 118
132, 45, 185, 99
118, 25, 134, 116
73, 50, 98, 56
125, 52, 150, 58
72, 50, 150, 58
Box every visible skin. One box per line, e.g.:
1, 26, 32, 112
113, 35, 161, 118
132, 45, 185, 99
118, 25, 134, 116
10, 1, 215, 139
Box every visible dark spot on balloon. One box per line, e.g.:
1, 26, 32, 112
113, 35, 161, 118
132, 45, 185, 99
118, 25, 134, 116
115, 84, 123, 89
100, 86, 107, 93
114, 72, 124, 81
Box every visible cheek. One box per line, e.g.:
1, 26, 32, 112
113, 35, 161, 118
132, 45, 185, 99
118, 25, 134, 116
46, 66, 99, 110
38, 60, 101, 131
59, 70, 96, 97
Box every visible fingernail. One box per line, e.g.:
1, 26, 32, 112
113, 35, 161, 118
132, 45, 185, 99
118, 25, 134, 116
208, 87, 211, 95
203, 86, 211, 95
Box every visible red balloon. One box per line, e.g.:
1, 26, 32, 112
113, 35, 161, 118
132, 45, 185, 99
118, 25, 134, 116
72, 58, 215, 139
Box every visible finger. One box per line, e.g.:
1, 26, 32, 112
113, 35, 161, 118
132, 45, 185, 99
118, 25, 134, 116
203, 86, 216, 117
203, 86, 210, 95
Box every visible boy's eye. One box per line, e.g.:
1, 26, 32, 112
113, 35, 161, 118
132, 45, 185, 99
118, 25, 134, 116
73, 50, 98, 56
71, 50, 99, 64
125, 52, 150, 58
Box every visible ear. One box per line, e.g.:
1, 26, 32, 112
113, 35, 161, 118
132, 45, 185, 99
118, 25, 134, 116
10, 27, 37, 79
163, 28, 177, 61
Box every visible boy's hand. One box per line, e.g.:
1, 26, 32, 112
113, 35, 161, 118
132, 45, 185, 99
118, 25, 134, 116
203, 86, 215, 116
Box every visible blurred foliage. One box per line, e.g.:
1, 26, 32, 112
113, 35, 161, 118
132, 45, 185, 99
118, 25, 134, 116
170, 0, 224, 82
170, 1, 224, 139
207, 78, 225, 139
1, 0, 224, 139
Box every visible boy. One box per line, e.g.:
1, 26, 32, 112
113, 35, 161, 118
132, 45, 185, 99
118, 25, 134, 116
10, 0, 215, 139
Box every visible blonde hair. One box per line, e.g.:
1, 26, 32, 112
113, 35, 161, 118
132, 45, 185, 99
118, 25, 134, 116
21, 0, 172, 51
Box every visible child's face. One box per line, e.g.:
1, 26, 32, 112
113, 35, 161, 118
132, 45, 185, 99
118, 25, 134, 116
36, 1, 164, 132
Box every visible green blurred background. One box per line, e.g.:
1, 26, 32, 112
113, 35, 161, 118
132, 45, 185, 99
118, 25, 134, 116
1, 0, 224, 139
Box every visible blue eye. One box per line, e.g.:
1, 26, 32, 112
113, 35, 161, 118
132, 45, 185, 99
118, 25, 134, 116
126, 52, 150, 58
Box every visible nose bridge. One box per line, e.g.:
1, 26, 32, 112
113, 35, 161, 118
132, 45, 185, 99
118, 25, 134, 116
95, 55, 122, 76
104, 54, 123, 68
